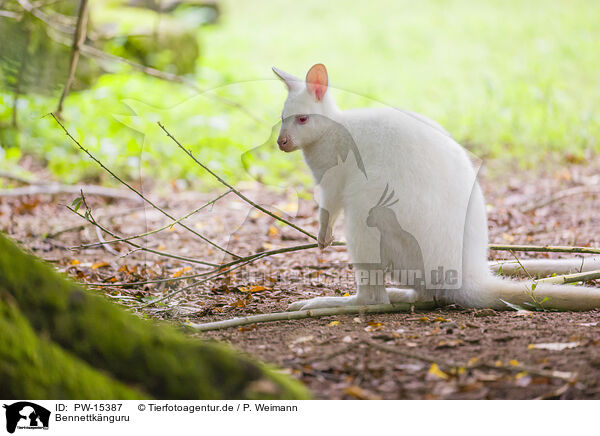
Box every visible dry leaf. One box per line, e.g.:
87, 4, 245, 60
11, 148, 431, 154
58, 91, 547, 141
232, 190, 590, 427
239, 285, 268, 293
342, 385, 379, 400
328, 320, 340, 327
172, 266, 192, 278
427, 363, 449, 380
364, 321, 383, 332
91, 261, 109, 270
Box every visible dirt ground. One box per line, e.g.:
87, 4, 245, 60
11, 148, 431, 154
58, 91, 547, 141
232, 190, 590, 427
2, 157, 600, 399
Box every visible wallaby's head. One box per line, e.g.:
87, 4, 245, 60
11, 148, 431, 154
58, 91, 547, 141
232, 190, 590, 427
272, 63, 339, 152
367, 184, 400, 228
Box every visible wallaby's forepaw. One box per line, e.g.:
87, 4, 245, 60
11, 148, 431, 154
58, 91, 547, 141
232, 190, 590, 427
287, 296, 357, 311
317, 233, 334, 250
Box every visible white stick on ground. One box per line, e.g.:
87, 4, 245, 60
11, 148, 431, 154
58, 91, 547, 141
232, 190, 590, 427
190, 302, 437, 332
490, 257, 600, 277
535, 269, 600, 285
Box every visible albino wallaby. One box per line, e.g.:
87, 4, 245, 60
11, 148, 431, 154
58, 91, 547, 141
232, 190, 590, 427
273, 63, 600, 311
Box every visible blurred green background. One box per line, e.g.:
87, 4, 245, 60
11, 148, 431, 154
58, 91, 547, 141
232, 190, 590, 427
1, 0, 598, 189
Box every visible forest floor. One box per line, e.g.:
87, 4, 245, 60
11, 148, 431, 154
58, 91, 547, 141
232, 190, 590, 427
2, 157, 600, 399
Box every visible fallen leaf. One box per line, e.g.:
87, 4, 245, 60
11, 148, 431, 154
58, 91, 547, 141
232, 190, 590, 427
427, 363, 449, 380
468, 357, 480, 366
268, 225, 279, 236
342, 385, 379, 400
70, 259, 80, 266
239, 285, 268, 293
328, 320, 340, 327
364, 321, 384, 332
91, 261, 109, 270
436, 339, 463, 349
172, 266, 192, 278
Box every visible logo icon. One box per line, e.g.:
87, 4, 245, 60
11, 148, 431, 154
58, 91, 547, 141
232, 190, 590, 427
3, 402, 50, 434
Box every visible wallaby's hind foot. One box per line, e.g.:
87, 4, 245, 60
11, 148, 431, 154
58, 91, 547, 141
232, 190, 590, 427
386, 288, 418, 303
287, 296, 358, 311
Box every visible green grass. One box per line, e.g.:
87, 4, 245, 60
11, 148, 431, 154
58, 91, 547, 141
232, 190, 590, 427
1, 0, 599, 187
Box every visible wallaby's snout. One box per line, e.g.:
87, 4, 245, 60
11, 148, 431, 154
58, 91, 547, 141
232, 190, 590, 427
277, 133, 295, 152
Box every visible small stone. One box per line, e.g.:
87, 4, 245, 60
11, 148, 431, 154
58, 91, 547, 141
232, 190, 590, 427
474, 309, 497, 317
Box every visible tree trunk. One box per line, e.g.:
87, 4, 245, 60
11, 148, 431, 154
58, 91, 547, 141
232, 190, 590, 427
0, 233, 309, 400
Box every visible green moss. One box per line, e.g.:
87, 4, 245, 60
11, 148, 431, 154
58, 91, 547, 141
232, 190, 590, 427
0, 233, 310, 399
0, 298, 147, 399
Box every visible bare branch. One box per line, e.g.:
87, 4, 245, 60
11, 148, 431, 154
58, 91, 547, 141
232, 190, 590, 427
536, 269, 600, 285
489, 244, 600, 255
55, 0, 88, 117
67, 204, 218, 267
72, 189, 232, 249
50, 114, 239, 259
190, 302, 436, 331
158, 122, 318, 242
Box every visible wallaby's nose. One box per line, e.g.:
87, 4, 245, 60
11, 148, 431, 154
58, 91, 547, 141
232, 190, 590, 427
277, 135, 290, 150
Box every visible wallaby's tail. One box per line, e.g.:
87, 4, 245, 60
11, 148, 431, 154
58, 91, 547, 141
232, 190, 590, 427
482, 275, 600, 311
489, 256, 600, 277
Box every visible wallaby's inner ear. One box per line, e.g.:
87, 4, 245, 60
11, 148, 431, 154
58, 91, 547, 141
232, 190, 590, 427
272, 66, 301, 91
306, 63, 328, 101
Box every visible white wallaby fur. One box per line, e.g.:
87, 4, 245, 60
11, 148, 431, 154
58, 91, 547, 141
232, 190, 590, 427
273, 64, 600, 311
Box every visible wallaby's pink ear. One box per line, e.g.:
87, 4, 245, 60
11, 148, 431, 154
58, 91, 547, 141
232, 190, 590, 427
306, 63, 328, 101
272, 66, 301, 91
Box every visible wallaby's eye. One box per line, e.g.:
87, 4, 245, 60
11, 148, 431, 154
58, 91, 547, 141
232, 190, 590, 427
295, 115, 309, 124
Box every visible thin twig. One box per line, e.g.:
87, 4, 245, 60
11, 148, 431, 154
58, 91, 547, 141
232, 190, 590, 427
509, 249, 532, 279
55, 0, 88, 117
190, 302, 436, 331
158, 122, 318, 242
72, 189, 232, 249
86, 241, 344, 287
140, 253, 273, 308
45, 206, 146, 238
536, 269, 600, 285
95, 225, 119, 256
67, 204, 218, 267
489, 244, 600, 255
50, 114, 239, 259
521, 185, 600, 213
